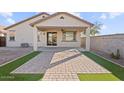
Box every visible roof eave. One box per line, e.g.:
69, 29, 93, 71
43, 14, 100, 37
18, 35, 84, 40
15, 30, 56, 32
30, 12, 94, 27
4, 12, 50, 30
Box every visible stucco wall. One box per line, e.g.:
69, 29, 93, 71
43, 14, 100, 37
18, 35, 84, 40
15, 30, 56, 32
90, 34, 124, 58
6, 14, 49, 47
36, 13, 90, 27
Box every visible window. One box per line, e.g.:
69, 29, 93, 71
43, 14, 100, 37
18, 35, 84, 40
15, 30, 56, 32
9, 36, 15, 41
63, 31, 76, 41
9, 30, 15, 32
9, 30, 15, 41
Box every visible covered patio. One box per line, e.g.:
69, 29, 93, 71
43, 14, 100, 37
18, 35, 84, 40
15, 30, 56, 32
32, 26, 91, 51
30, 12, 93, 51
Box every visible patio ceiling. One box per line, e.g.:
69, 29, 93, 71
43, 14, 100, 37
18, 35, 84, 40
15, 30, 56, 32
36, 26, 87, 31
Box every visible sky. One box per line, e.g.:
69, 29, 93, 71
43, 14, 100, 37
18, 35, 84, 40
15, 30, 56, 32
0, 12, 124, 35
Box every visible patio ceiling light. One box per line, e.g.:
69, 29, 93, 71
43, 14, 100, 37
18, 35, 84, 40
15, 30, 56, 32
61, 29, 64, 31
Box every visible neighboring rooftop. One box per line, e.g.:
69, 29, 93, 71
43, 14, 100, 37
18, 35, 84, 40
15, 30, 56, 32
0, 25, 5, 30
0, 25, 7, 34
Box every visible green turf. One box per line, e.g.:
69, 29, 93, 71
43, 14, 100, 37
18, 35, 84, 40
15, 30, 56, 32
82, 51, 124, 81
0, 51, 43, 81
78, 73, 120, 81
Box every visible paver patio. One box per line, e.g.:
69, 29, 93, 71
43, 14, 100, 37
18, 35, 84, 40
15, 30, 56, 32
11, 51, 54, 73
42, 49, 110, 81
11, 48, 110, 81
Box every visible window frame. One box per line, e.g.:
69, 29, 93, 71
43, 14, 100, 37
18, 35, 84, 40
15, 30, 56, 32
9, 30, 15, 32
9, 30, 16, 41
9, 36, 15, 41
62, 31, 76, 42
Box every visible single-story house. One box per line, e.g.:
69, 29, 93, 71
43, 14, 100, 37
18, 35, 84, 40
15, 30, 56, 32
4, 12, 94, 51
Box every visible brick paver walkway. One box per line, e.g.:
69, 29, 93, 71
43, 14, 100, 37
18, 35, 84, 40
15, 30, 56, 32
42, 49, 110, 81
11, 48, 110, 81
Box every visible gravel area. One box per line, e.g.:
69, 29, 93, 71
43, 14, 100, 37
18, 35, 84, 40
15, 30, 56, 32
92, 50, 124, 67
0, 47, 32, 65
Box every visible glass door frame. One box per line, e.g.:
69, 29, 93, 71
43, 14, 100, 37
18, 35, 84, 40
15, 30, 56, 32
47, 32, 57, 46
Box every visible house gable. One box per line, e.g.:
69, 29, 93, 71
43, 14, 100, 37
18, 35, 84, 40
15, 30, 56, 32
31, 12, 93, 28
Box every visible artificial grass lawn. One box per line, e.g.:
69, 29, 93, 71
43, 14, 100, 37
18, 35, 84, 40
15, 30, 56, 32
0, 51, 43, 81
80, 51, 124, 81
78, 73, 119, 81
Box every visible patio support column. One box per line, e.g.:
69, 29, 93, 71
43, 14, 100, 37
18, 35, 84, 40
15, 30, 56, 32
86, 27, 90, 51
33, 26, 38, 51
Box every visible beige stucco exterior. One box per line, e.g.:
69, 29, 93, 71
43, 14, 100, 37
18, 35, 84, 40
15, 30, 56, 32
5, 12, 92, 51
6, 14, 49, 47
35, 13, 90, 27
